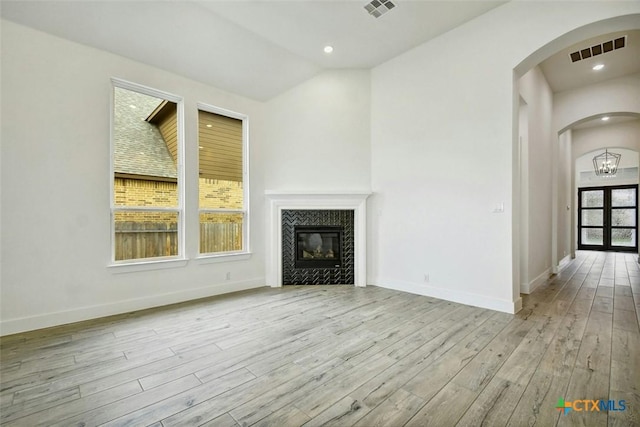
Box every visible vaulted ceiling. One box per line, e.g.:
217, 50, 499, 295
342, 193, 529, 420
1, 1, 638, 104
0, 0, 505, 100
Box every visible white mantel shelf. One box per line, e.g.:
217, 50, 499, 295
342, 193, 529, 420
265, 190, 372, 197
265, 190, 372, 287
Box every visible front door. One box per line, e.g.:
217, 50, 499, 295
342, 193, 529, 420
578, 185, 638, 252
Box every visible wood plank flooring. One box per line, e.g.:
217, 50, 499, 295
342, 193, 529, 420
1, 251, 639, 426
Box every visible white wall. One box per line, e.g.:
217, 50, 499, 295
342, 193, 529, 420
573, 122, 640, 189
554, 73, 640, 134
558, 130, 573, 263
0, 21, 267, 335
518, 98, 529, 293
519, 66, 554, 293
0, 21, 373, 335
259, 70, 371, 192
573, 120, 640, 160
370, 2, 640, 313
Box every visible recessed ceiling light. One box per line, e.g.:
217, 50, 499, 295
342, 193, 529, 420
206, 124, 212, 128
592, 64, 604, 71
602, 116, 610, 121
323, 46, 334, 54
129, 105, 137, 109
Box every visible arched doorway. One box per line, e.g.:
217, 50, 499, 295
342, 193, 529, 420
513, 15, 640, 295
570, 117, 640, 257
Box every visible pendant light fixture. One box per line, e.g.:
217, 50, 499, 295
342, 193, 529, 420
592, 149, 621, 177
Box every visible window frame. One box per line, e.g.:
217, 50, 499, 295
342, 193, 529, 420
196, 102, 250, 258
109, 78, 185, 266
577, 184, 638, 252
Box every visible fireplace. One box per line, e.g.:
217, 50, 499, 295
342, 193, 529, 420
282, 209, 353, 285
295, 226, 342, 269
265, 191, 370, 287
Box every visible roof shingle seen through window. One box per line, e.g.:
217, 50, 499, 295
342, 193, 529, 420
113, 88, 177, 179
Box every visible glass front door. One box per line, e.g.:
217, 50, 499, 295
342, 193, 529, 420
578, 185, 638, 252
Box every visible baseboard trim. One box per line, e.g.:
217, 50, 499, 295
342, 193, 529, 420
558, 254, 571, 272
513, 296, 523, 313
521, 268, 551, 295
0, 279, 265, 336
372, 279, 520, 314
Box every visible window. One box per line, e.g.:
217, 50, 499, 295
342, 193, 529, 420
197, 104, 248, 255
111, 80, 183, 262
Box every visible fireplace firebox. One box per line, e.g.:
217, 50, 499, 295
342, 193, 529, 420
281, 209, 354, 285
295, 226, 342, 268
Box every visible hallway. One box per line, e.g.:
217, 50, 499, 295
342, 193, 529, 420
513, 250, 640, 426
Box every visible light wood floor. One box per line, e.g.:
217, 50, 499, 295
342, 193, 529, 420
1, 251, 639, 426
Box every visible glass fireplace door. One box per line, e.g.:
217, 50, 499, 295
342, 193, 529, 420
294, 226, 342, 268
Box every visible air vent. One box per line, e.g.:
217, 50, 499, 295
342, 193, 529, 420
364, 0, 396, 18
569, 36, 626, 63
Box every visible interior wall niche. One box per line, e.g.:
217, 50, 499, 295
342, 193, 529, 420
282, 209, 354, 285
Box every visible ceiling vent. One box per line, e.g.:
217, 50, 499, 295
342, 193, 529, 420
569, 36, 626, 63
364, 0, 396, 18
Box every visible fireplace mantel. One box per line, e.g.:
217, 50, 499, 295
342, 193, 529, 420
265, 191, 371, 287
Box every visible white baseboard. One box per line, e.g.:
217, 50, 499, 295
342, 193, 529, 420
513, 296, 523, 313
0, 279, 265, 336
558, 254, 571, 272
372, 278, 521, 314
521, 268, 551, 295
551, 255, 572, 274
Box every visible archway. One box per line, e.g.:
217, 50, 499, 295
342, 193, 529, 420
567, 115, 640, 260
512, 14, 640, 297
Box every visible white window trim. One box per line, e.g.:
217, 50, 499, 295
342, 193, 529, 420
107, 257, 188, 273
196, 102, 250, 258
109, 78, 186, 267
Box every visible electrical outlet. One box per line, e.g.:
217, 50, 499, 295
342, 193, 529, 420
225, 272, 231, 280
424, 273, 429, 283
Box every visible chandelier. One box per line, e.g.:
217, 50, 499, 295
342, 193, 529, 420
593, 149, 620, 177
